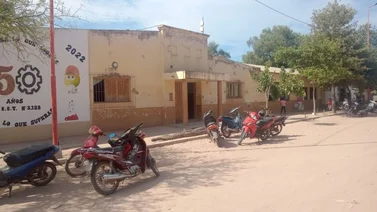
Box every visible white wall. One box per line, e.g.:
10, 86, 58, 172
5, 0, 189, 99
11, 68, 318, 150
0, 29, 90, 129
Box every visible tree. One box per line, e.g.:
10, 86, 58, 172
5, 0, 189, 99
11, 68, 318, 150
0, 0, 80, 60
310, 0, 366, 110
249, 66, 277, 110
208, 41, 231, 58
243, 25, 301, 67
278, 68, 305, 98
276, 34, 361, 114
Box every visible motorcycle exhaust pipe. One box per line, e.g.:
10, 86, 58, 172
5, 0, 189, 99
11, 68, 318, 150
102, 173, 128, 181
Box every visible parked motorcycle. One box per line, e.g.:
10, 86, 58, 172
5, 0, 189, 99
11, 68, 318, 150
346, 102, 368, 117
264, 114, 289, 137
65, 126, 146, 178
65, 126, 106, 177
203, 110, 221, 147
217, 106, 243, 138
0, 144, 61, 197
237, 110, 275, 145
367, 100, 377, 113
83, 123, 159, 196
341, 99, 350, 111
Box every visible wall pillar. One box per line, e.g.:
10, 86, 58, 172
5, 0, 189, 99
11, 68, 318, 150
217, 81, 223, 117
182, 80, 188, 125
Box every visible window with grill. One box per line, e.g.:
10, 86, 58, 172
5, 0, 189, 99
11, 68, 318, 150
226, 82, 242, 98
93, 77, 131, 103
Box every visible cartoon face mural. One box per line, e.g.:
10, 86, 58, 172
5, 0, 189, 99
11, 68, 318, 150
64, 65, 81, 94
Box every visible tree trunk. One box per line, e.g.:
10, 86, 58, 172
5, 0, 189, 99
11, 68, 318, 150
312, 84, 316, 115
331, 84, 336, 113
346, 86, 351, 101
265, 87, 270, 114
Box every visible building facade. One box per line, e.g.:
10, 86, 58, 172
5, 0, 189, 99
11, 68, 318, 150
0, 25, 325, 144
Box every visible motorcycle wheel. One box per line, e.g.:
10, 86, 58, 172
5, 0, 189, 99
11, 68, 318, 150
211, 130, 221, 147
220, 124, 231, 138
237, 128, 246, 145
28, 162, 57, 187
270, 124, 282, 137
91, 161, 120, 196
65, 154, 87, 177
260, 130, 270, 141
147, 153, 160, 177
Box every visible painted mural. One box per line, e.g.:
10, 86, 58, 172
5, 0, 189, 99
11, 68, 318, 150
0, 29, 90, 128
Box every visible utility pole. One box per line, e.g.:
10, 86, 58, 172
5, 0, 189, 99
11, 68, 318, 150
49, 0, 59, 147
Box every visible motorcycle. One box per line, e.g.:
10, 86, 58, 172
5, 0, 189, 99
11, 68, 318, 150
367, 100, 377, 113
264, 113, 288, 137
346, 102, 368, 117
0, 144, 61, 197
217, 106, 243, 138
203, 110, 221, 147
65, 126, 146, 178
341, 99, 350, 111
83, 123, 159, 196
237, 111, 276, 145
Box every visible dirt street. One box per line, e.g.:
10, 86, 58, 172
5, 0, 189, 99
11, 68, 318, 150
1, 115, 376, 212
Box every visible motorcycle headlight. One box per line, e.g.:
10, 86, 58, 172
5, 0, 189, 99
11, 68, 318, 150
251, 115, 257, 120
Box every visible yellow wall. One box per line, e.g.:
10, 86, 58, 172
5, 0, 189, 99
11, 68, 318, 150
88, 30, 165, 109
159, 25, 210, 73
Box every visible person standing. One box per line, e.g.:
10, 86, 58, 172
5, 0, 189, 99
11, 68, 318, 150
280, 97, 287, 115
297, 96, 303, 111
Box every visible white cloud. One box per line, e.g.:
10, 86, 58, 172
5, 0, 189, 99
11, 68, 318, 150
60, 0, 373, 60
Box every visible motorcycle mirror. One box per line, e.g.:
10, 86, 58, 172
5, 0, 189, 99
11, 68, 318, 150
108, 133, 116, 139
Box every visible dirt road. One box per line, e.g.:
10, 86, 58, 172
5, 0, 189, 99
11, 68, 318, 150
1, 115, 376, 212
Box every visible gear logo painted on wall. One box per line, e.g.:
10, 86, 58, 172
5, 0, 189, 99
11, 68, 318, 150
15, 65, 43, 95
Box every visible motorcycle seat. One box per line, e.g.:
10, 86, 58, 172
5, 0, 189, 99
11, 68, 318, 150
206, 122, 216, 127
96, 146, 123, 153
3, 143, 55, 167
275, 116, 286, 122
256, 117, 273, 127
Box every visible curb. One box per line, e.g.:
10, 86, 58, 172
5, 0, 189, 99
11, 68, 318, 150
285, 112, 343, 125
149, 134, 208, 149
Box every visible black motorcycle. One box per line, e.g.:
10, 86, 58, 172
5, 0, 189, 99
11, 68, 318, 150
203, 110, 221, 147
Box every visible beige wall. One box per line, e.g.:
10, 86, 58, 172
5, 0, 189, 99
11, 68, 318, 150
89, 30, 165, 108
159, 25, 210, 73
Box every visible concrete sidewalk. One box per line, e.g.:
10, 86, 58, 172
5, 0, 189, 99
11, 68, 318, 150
0, 111, 342, 158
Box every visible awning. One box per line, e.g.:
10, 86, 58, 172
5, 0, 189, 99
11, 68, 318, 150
164, 71, 230, 81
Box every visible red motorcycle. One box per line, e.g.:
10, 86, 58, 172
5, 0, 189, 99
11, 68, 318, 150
258, 109, 289, 137
83, 123, 159, 196
64, 126, 146, 178
203, 110, 221, 147
237, 110, 276, 145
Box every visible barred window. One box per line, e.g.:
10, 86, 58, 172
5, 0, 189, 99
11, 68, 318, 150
226, 82, 242, 98
93, 77, 131, 103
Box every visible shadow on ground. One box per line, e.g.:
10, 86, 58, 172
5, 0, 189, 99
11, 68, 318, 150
0, 147, 253, 212
240, 135, 304, 146
313, 123, 337, 126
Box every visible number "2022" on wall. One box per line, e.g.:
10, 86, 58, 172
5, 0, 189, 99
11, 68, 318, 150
65, 45, 86, 63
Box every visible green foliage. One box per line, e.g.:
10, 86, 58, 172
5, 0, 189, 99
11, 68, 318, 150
276, 35, 358, 88
278, 68, 305, 97
243, 25, 301, 67
0, 0, 79, 60
208, 41, 231, 58
311, 0, 357, 40
249, 66, 277, 108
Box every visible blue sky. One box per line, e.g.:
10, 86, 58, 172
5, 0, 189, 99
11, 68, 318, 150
62, 0, 377, 61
